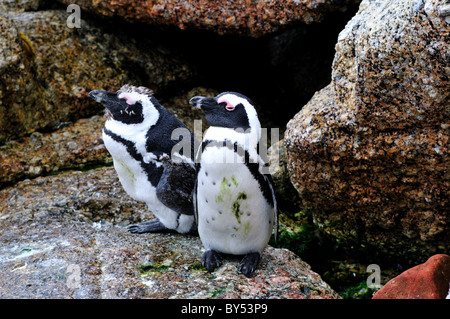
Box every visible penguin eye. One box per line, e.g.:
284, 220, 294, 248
118, 92, 136, 105
222, 102, 235, 112
217, 97, 235, 112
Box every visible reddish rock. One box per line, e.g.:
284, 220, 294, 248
373, 254, 450, 299
56, 0, 361, 37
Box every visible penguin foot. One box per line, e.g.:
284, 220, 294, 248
238, 252, 260, 277
202, 250, 222, 272
127, 219, 168, 233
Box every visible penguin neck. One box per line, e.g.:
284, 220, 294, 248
104, 117, 157, 158
104, 116, 155, 141
203, 126, 260, 150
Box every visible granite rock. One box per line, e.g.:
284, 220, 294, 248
0, 115, 109, 188
0, 13, 46, 145
285, 0, 449, 262
373, 254, 450, 299
0, 167, 340, 299
56, 0, 361, 37
268, 139, 301, 214
0, 7, 194, 144
332, 0, 449, 131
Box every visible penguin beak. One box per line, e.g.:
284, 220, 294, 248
189, 96, 218, 111
88, 90, 116, 104
189, 96, 204, 109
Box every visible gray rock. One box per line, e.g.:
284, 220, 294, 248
285, 0, 449, 263
268, 139, 301, 214
0, 167, 339, 299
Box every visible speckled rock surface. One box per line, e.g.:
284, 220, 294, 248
268, 139, 301, 214
0, 167, 340, 299
56, 0, 361, 37
0, 12, 46, 145
0, 116, 109, 188
0, 6, 194, 144
285, 0, 449, 263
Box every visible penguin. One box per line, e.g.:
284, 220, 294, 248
88, 84, 198, 234
189, 92, 278, 277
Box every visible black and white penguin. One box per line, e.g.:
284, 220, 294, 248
89, 84, 198, 234
189, 92, 278, 277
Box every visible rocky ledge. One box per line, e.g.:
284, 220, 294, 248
0, 167, 339, 299
56, 0, 361, 37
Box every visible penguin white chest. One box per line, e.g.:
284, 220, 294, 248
102, 132, 156, 204
197, 150, 274, 255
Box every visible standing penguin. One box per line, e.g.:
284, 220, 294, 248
89, 84, 197, 234
190, 92, 277, 277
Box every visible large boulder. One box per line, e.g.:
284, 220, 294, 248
0, 167, 340, 299
56, 0, 361, 37
0, 6, 194, 144
285, 0, 449, 263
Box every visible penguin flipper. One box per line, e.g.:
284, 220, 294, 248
265, 173, 279, 243
156, 160, 197, 216
127, 219, 169, 233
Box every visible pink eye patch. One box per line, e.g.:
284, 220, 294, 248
118, 92, 136, 105
217, 97, 235, 111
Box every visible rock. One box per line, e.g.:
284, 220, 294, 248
0, 13, 46, 146
0, 7, 194, 144
1, 0, 41, 11
332, 0, 449, 131
373, 254, 450, 299
56, 0, 361, 37
0, 115, 110, 188
161, 86, 219, 134
0, 167, 340, 299
285, 0, 449, 263
268, 139, 301, 214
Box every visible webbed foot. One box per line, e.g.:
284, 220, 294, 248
127, 219, 168, 233
201, 250, 223, 272
238, 252, 260, 277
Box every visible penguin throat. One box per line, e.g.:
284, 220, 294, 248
104, 108, 113, 121
203, 127, 260, 154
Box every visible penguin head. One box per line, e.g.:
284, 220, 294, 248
189, 92, 260, 133
89, 84, 159, 126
